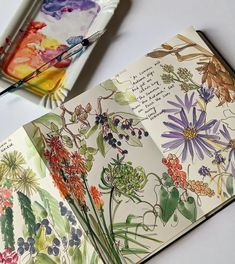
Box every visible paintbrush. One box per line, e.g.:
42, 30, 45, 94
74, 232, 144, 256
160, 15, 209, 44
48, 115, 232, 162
0, 30, 105, 97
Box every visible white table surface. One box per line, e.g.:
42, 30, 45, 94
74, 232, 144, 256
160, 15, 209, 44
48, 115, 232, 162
0, 0, 235, 263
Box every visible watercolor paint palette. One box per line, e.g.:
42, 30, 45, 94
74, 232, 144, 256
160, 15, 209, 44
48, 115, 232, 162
0, 0, 119, 108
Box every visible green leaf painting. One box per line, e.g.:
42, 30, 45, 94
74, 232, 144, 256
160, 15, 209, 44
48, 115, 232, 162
35, 253, 57, 264
121, 248, 149, 255
87, 147, 98, 155
108, 118, 119, 134
25, 134, 46, 177
24, 124, 45, 158
37, 188, 67, 237
72, 247, 83, 264
62, 135, 73, 148
163, 173, 174, 188
17, 191, 36, 237
114, 91, 137, 105
89, 214, 112, 255
91, 251, 100, 264
32, 201, 48, 219
1, 207, 15, 249
101, 79, 117, 92
82, 239, 88, 264
226, 175, 234, 196
159, 186, 179, 223
33, 113, 62, 129
50, 122, 59, 133
86, 124, 99, 139
178, 197, 197, 223
96, 132, 106, 157
35, 226, 47, 252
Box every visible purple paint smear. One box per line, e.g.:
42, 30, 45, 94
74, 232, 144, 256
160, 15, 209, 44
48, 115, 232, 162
41, 0, 100, 20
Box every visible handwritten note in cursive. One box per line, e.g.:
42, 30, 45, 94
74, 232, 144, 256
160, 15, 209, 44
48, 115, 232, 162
129, 61, 174, 121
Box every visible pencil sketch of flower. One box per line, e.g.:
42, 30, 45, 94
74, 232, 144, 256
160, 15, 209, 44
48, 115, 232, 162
0, 151, 25, 178
13, 168, 39, 196
219, 124, 235, 177
162, 108, 219, 162
161, 92, 196, 114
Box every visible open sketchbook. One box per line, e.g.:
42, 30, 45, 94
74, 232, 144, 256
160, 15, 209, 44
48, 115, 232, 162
0, 27, 235, 264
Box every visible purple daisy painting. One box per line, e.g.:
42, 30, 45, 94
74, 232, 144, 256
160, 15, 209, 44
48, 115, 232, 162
161, 92, 196, 114
162, 107, 219, 162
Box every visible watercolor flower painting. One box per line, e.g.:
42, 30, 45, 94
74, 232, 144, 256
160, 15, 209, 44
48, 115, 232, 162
162, 92, 196, 114
0, 248, 18, 264
162, 108, 219, 162
1, 27, 235, 264
198, 86, 215, 104
0, 151, 25, 178
0, 148, 100, 264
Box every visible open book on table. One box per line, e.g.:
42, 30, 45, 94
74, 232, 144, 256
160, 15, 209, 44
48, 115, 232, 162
0, 27, 235, 264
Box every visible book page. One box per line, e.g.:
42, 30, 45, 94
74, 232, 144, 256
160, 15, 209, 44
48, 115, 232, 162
24, 81, 212, 263
22, 27, 235, 264
112, 26, 235, 217
0, 127, 101, 264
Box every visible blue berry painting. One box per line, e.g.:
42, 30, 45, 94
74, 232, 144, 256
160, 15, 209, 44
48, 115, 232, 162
0, 131, 101, 264
1, 27, 235, 264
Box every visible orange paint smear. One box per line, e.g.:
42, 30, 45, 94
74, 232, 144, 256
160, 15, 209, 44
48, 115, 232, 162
3, 21, 70, 96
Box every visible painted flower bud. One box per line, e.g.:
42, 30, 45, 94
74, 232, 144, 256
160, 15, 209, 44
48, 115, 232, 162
79, 112, 88, 121
75, 105, 83, 116
85, 103, 92, 113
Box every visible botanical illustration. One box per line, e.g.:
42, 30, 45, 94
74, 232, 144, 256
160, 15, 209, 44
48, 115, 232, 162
0, 0, 100, 100
25, 75, 228, 263
147, 33, 235, 106
160, 91, 235, 202
0, 147, 101, 264
146, 33, 235, 202
1, 29, 233, 263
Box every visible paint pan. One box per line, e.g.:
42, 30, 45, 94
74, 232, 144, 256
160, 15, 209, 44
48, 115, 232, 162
0, 0, 119, 108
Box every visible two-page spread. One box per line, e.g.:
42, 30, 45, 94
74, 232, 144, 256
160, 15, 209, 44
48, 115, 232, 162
0, 27, 234, 263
